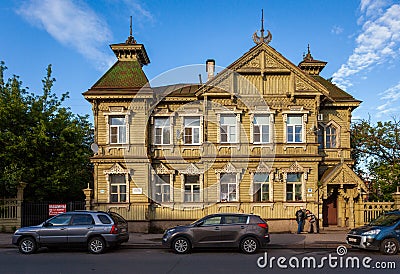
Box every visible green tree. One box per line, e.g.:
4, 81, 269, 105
351, 118, 400, 201
0, 61, 93, 201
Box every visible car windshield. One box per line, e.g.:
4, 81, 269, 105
369, 214, 400, 227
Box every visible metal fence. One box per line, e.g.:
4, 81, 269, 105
21, 201, 85, 227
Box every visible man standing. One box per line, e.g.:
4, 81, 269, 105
305, 209, 318, 233
295, 207, 306, 234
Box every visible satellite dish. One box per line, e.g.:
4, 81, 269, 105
91, 143, 99, 154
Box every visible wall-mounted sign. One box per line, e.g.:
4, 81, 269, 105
49, 204, 66, 216
132, 188, 143, 194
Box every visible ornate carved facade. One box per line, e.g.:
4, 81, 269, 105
83, 20, 367, 232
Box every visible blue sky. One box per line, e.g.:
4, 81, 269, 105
1, 0, 400, 122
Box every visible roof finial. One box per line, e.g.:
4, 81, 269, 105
130, 16, 133, 37
303, 44, 313, 61
260, 9, 265, 38
253, 9, 272, 45
126, 16, 137, 44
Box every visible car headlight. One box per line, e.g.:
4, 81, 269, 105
165, 228, 176, 234
362, 229, 381, 236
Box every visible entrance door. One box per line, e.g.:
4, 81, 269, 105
323, 190, 338, 226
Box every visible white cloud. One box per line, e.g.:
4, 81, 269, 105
17, 0, 115, 70
122, 0, 154, 22
332, 2, 400, 89
331, 25, 343, 35
376, 81, 400, 116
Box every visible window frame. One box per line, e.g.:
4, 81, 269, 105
286, 114, 304, 143
252, 172, 271, 202
317, 122, 340, 149
109, 174, 127, 203
219, 173, 238, 202
153, 117, 172, 145
184, 175, 201, 202
154, 174, 171, 203
285, 173, 303, 202
109, 116, 127, 144
183, 116, 201, 145
253, 114, 271, 144
219, 114, 239, 144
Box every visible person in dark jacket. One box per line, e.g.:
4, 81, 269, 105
295, 207, 306, 234
305, 210, 318, 233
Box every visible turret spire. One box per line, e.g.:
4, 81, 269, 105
126, 16, 137, 44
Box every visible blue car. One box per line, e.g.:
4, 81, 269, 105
347, 210, 400, 255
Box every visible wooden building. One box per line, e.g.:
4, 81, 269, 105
83, 21, 368, 232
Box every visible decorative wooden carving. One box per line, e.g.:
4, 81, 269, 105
215, 162, 242, 174
180, 163, 203, 175
103, 163, 129, 174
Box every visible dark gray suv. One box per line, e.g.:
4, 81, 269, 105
162, 213, 270, 254
12, 210, 129, 254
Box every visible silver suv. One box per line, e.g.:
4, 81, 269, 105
162, 213, 270, 254
12, 210, 129, 254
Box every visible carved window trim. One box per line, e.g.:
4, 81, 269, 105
215, 163, 243, 202
180, 163, 204, 203
280, 162, 310, 202
151, 163, 175, 203
103, 163, 132, 204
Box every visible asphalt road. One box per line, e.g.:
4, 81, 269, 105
0, 247, 399, 274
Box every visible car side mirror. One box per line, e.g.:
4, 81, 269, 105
196, 221, 204, 227
43, 222, 53, 227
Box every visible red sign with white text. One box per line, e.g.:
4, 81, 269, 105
48, 204, 67, 216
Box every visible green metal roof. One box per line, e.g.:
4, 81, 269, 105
91, 59, 149, 90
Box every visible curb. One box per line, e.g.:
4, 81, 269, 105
0, 243, 348, 250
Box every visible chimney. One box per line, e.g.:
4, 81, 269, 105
206, 59, 215, 81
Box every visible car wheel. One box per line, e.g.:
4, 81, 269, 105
380, 238, 399, 255
18, 237, 37, 254
88, 237, 106, 254
240, 237, 259, 254
172, 237, 191, 254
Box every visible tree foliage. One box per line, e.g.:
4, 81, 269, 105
351, 118, 400, 201
0, 61, 93, 201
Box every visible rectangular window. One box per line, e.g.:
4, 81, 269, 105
326, 125, 337, 148
286, 173, 302, 201
154, 117, 171, 145
220, 114, 237, 143
110, 116, 126, 144
220, 173, 237, 202
184, 175, 200, 202
287, 115, 303, 143
253, 115, 270, 144
317, 125, 324, 149
253, 173, 270, 202
110, 174, 127, 203
155, 174, 170, 203
184, 117, 200, 145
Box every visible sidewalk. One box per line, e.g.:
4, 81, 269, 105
0, 229, 349, 250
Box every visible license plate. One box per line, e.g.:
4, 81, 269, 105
348, 237, 358, 243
